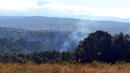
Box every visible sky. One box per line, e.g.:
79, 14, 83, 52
0, 0, 130, 19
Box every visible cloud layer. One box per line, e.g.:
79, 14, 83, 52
0, 0, 130, 18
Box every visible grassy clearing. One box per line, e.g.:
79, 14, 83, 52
0, 62, 129, 73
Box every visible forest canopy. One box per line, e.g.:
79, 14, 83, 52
0, 30, 129, 64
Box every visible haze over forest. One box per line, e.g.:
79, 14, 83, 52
0, 0, 130, 65
0, 16, 129, 53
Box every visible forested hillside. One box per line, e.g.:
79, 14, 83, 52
0, 30, 129, 64
0, 16, 130, 64
0, 27, 81, 53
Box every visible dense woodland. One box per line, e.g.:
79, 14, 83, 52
0, 28, 79, 53
0, 30, 129, 64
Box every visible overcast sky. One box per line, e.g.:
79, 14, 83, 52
0, 0, 130, 19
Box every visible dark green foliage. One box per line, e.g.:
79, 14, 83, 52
0, 38, 43, 53
74, 30, 112, 62
0, 28, 76, 53
0, 51, 72, 64
0, 30, 129, 64
110, 33, 130, 62
74, 30, 130, 63
61, 51, 73, 62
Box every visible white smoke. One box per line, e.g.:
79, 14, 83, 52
60, 20, 96, 52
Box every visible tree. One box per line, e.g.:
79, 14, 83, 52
111, 32, 130, 62
74, 30, 112, 62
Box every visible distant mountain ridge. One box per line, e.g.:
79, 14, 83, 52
0, 16, 130, 33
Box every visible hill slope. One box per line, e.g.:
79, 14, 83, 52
0, 16, 130, 33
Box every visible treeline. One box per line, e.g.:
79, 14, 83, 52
0, 51, 73, 64
0, 30, 129, 64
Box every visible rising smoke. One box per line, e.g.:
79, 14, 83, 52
60, 20, 96, 52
